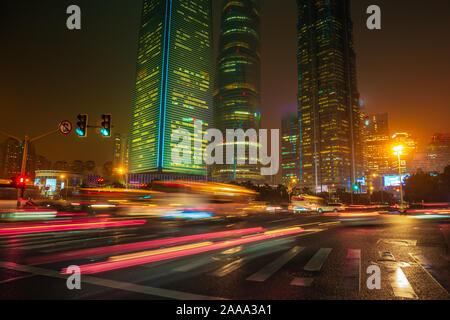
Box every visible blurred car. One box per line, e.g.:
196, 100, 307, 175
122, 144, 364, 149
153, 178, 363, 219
389, 203, 409, 214
314, 203, 346, 214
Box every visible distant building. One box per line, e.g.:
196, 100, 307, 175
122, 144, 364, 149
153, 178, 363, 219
53, 160, 69, 171
281, 115, 300, 186
34, 170, 83, 196
363, 113, 391, 176
391, 132, 418, 173
213, 0, 262, 182
35, 155, 52, 171
427, 133, 450, 172
409, 133, 450, 173
113, 133, 129, 170
0, 138, 36, 179
128, 0, 213, 179
297, 0, 363, 192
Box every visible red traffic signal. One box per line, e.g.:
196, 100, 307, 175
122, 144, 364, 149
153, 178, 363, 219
12, 175, 30, 188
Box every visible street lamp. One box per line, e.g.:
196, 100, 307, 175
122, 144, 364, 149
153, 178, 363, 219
60, 175, 69, 200
393, 145, 404, 211
288, 177, 297, 202
115, 167, 128, 189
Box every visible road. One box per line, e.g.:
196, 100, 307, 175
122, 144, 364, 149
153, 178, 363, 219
0, 211, 449, 300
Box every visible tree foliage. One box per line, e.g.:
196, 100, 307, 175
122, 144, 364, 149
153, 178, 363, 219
404, 165, 450, 202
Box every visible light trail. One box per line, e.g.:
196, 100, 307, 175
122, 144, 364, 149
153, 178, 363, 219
61, 227, 304, 274
28, 227, 266, 265
0, 219, 146, 236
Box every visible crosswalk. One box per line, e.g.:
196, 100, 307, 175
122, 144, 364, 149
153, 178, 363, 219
1, 232, 449, 300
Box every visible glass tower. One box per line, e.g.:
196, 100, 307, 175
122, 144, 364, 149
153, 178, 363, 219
281, 115, 300, 186
129, 0, 213, 176
297, 0, 363, 192
214, 0, 261, 182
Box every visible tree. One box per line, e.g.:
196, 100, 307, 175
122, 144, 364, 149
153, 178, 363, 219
404, 170, 440, 202
102, 161, 113, 179
70, 160, 85, 173
85, 160, 96, 173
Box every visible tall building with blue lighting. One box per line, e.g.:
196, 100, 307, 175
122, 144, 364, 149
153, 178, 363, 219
129, 0, 213, 178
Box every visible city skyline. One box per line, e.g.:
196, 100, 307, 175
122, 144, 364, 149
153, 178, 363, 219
1, 0, 449, 167
1, 0, 450, 304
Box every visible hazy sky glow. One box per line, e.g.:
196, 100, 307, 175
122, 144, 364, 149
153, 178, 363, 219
1, 0, 449, 166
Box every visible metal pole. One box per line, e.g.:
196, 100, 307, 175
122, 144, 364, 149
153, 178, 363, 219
66, 177, 69, 200
16, 136, 30, 207
398, 153, 403, 209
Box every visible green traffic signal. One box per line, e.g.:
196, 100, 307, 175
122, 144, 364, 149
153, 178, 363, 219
100, 114, 112, 137
76, 114, 88, 137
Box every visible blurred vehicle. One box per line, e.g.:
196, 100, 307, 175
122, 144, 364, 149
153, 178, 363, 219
265, 204, 283, 213
75, 188, 161, 216
337, 211, 382, 225
151, 181, 258, 218
0, 209, 57, 221
290, 195, 345, 214
390, 203, 409, 214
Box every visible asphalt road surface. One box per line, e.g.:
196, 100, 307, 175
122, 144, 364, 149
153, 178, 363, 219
0, 211, 449, 300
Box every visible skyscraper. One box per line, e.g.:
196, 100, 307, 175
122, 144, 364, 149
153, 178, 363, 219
214, 0, 261, 182
281, 115, 300, 186
363, 113, 390, 176
113, 133, 129, 170
0, 138, 36, 179
129, 0, 213, 178
297, 0, 363, 192
391, 132, 417, 173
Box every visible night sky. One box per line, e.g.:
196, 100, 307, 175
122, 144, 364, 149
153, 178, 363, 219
1, 0, 449, 167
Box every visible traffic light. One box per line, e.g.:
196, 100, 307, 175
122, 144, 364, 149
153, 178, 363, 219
100, 114, 111, 137
97, 178, 105, 186
76, 114, 88, 137
12, 175, 29, 189
353, 184, 360, 192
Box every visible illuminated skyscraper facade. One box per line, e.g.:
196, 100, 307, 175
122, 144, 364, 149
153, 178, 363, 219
297, 0, 363, 192
363, 113, 390, 176
391, 132, 418, 173
129, 0, 213, 176
281, 116, 300, 185
214, 0, 261, 182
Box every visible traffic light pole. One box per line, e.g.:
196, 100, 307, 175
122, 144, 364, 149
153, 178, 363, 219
0, 128, 59, 207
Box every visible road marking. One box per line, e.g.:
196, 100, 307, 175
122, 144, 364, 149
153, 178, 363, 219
290, 277, 313, 287
378, 251, 396, 262
246, 246, 304, 282
409, 253, 450, 295
387, 267, 418, 299
378, 239, 417, 246
304, 248, 332, 272
212, 258, 246, 277
0, 261, 227, 300
342, 249, 361, 292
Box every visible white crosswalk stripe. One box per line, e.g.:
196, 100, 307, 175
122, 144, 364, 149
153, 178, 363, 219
247, 246, 304, 282
304, 248, 332, 272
